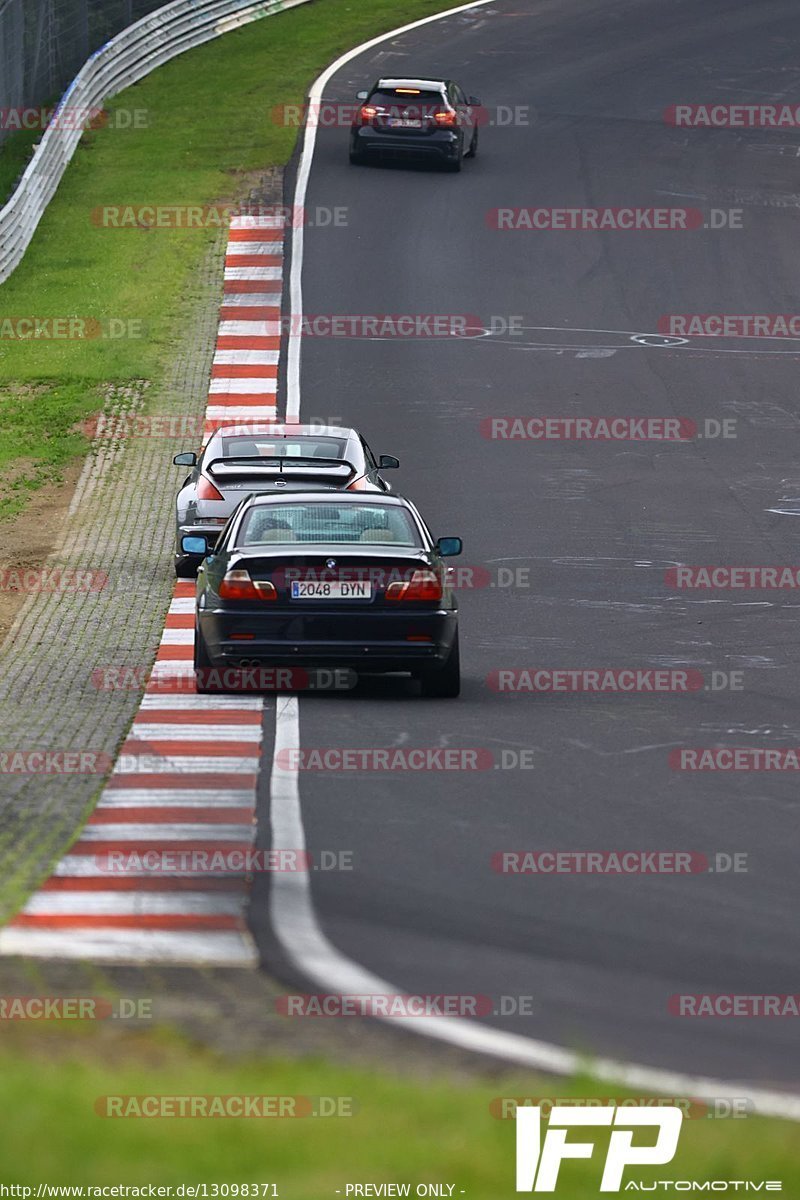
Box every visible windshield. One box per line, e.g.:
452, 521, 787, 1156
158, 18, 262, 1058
368, 89, 446, 119
238, 503, 422, 547
216, 436, 348, 460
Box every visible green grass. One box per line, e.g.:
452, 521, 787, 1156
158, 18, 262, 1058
0, 1026, 796, 1194
0, 0, 448, 518
0, 381, 102, 518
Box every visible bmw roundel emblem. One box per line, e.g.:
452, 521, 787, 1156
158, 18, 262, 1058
326, 559, 337, 569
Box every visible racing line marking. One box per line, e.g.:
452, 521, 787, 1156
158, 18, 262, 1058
0, 214, 282, 965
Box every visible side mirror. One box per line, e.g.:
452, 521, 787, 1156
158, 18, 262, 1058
468, 95, 481, 106
173, 451, 197, 466
356, 90, 369, 101
379, 454, 399, 469
181, 535, 208, 556
436, 537, 462, 558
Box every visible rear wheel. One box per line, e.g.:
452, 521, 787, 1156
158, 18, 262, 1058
444, 151, 462, 173
349, 146, 366, 165
194, 624, 221, 694
465, 129, 478, 158
419, 632, 461, 698
175, 557, 198, 579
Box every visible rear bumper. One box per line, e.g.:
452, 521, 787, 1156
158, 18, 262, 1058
198, 606, 458, 673
351, 127, 461, 161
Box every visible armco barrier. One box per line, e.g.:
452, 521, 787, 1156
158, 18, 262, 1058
0, 0, 310, 286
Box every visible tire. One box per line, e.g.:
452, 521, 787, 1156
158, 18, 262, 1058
444, 152, 462, 173
465, 129, 478, 158
419, 632, 461, 698
194, 623, 222, 694
349, 148, 366, 165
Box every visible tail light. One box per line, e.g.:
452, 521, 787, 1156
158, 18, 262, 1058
359, 105, 378, 125
197, 475, 224, 501
433, 108, 458, 127
385, 570, 442, 602
219, 570, 277, 601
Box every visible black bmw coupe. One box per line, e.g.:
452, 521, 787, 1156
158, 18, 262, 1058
185, 492, 463, 697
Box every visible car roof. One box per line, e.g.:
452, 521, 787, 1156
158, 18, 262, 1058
243, 491, 409, 508
375, 78, 448, 92
209, 424, 356, 439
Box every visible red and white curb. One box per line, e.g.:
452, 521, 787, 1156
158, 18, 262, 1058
207, 217, 283, 430
0, 215, 283, 965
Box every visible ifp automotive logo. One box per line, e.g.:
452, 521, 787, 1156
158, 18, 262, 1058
514, 1105, 783, 1192
515, 1104, 682, 1192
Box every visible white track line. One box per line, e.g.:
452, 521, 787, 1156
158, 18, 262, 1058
129, 724, 262, 741
140, 694, 263, 710
0, 929, 254, 965
213, 349, 280, 365
272, 0, 800, 1121
25, 892, 246, 917
224, 266, 282, 280
95, 789, 255, 807
209, 378, 277, 394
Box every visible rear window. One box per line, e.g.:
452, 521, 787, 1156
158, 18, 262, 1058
239, 503, 422, 547
217, 436, 347, 460
368, 89, 446, 118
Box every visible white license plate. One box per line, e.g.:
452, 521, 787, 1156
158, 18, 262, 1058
291, 581, 372, 600
390, 118, 422, 128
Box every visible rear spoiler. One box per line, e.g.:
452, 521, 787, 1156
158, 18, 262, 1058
207, 456, 355, 482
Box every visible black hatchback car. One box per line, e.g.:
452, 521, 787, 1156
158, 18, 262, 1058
349, 77, 480, 171
185, 492, 463, 697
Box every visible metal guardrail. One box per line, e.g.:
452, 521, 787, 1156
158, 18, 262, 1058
0, 0, 311, 285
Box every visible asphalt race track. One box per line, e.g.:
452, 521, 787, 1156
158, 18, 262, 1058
252, 0, 800, 1090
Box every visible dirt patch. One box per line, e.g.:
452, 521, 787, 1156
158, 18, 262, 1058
0, 460, 85, 647
0, 458, 38, 488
